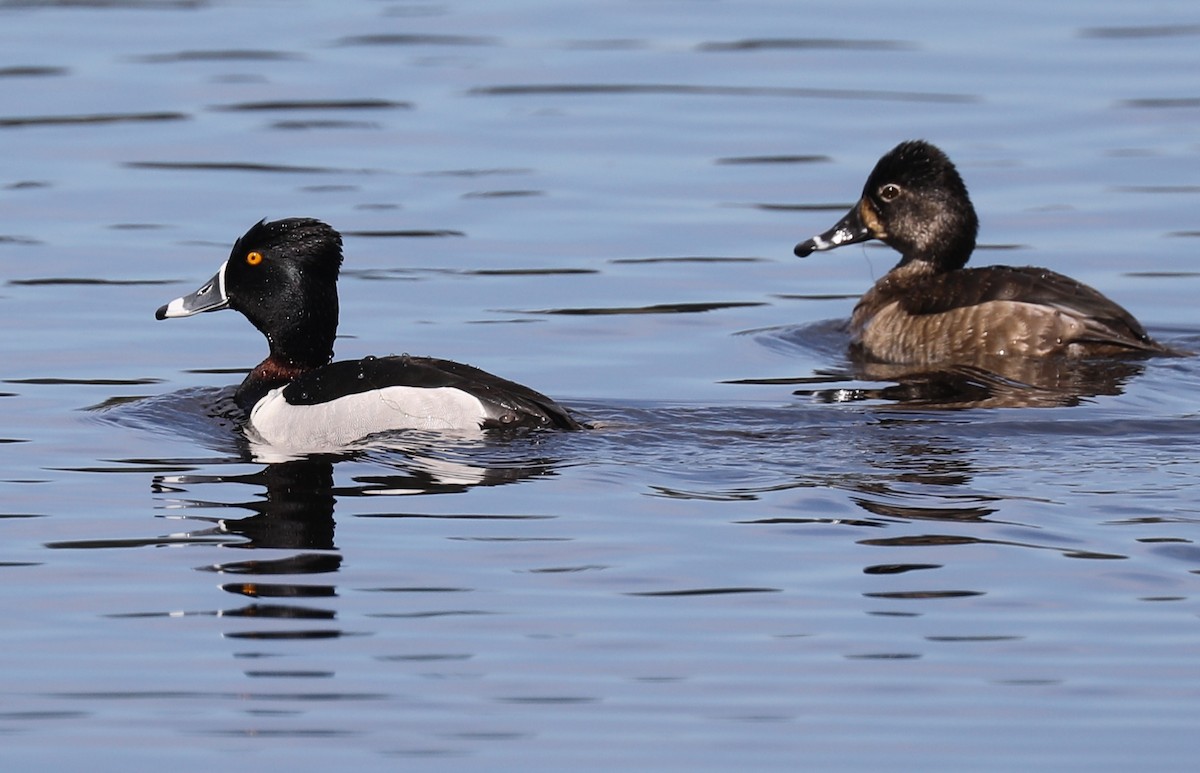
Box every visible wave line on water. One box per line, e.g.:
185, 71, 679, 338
468, 83, 978, 103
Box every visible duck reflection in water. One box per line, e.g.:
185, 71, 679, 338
156, 448, 562, 552
806, 353, 1149, 409
149, 445, 563, 627
790, 140, 1182, 408
157, 459, 339, 551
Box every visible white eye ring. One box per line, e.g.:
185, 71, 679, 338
879, 184, 902, 202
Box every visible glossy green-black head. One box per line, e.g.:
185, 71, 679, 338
156, 218, 345, 368
794, 140, 979, 271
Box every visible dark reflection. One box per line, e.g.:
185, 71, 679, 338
8, 277, 176, 286
749, 202, 854, 212
808, 354, 1148, 409
626, 587, 781, 597
198, 554, 342, 574
516, 300, 766, 316
1113, 185, 1200, 194
163, 459, 339, 550
220, 604, 336, 620
859, 534, 1127, 561
139, 446, 564, 637
12, 0, 204, 7
863, 563, 941, 575
343, 229, 464, 238
133, 50, 301, 63
269, 120, 380, 130
461, 266, 594, 276
715, 154, 830, 165
221, 581, 337, 598
124, 160, 368, 174
852, 496, 996, 521
157, 446, 563, 552
0, 111, 186, 128
1080, 23, 1200, 38
609, 256, 764, 265
641, 389, 1142, 576
698, 38, 914, 52
89, 384, 570, 646
734, 516, 885, 528
9, 375, 164, 388
637, 403, 1016, 535
0, 233, 41, 244
420, 167, 532, 178
0, 65, 68, 77
468, 83, 976, 104
462, 189, 544, 199
741, 321, 1153, 409
223, 630, 356, 641
211, 99, 410, 112
335, 33, 497, 47
863, 590, 982, 599
1124, 99, 1200, 109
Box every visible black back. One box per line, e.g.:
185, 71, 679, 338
281, 355, 583, 430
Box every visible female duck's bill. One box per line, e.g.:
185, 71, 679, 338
156, 217, 583, 450
789, 140, 1172, 365
794, 197, 882, 257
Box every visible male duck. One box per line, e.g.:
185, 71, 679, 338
157, 218, 582, 447
794, 140, 1170, 364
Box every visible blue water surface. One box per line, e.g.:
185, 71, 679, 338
1, 1, 1199, 770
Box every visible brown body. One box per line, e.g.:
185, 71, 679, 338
795, 141, 1171, 365
850, 261, 1163, 365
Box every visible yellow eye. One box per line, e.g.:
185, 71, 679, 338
246, 251, 263, 266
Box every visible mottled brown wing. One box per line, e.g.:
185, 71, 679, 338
897, 266, 1160, 352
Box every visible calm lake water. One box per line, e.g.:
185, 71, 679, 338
2, 0, 1200, 770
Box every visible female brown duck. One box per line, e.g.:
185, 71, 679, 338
794, 140, 1171, 365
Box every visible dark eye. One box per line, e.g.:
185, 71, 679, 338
879, 183, 902, 202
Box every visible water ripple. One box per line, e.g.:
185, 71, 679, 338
627, 587, 782, 597
0, 66, 67, 77
512, 301, 767, 316
1081, 24, 1200, 39
344, 229, 464, 238
134, 49, 301, 63
468, 83, 977, 103
698, 38, 915, 52
223, 630, 357, 640
0, 111, 187, 128
335, 33, 497, 47
125, 160, 375, 174
211, 98, 412, 112
715, 154, 831, 165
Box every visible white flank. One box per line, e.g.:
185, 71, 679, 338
247, 384, 489, 451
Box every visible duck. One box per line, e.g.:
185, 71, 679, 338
156, 218, 582, 448
793, 140, 1171, 365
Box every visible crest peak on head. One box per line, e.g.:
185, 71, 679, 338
867, 140, 964, 195
230, 217, 344, 272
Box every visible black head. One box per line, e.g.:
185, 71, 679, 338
157, 217, 345, 369
222, 217, 343, 312
794, 140, 979, 271
222, 217, 344, 367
